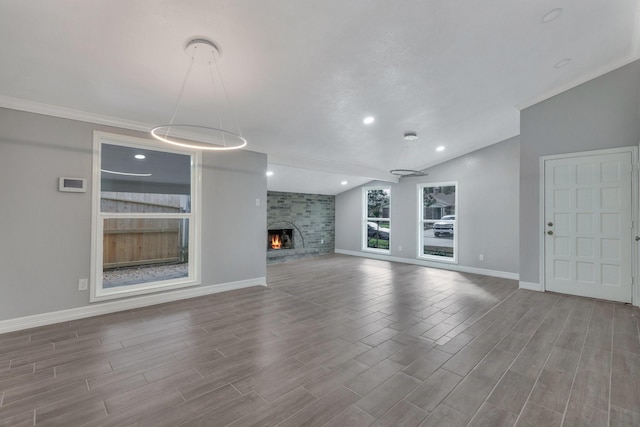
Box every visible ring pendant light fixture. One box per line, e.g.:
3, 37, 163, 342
389, 132, 427, 177
151, 38, 247, 151
389, 169, 427, 177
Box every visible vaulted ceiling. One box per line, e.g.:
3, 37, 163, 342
1, 1, 638, 194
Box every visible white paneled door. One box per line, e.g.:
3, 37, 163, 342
544, 150, 633, 303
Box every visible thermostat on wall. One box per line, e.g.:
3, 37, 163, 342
59, 177, 87, 193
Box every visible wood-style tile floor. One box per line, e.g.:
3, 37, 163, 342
1, 254, 639, 426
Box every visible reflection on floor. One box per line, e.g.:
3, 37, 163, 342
0, 254, 638, 426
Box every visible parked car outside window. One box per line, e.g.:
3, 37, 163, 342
433, 215, 455, 237
367, 222, 390, 240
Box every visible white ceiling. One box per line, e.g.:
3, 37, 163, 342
1, 1, 639, 195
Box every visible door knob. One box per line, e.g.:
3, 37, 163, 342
547, 222, 553, 227
547, 231, 553, 235
636, 236, 640, 241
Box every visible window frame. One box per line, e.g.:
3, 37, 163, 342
417, 181, 458, 264
90, 131, 202, 302
362, 186, 391, 254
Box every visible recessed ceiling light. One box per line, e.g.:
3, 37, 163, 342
341, 181, 348, 185
134, 154, 146, 160
541, 8, 562, 24
554, 58, 571, 69
266, 171, 274, 177
436, 146, 445, 152
403, 132, 418, 141
363, 116, 375, 125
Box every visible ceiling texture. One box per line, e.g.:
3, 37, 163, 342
1, 1, 639, 195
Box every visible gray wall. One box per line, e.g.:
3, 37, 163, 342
336, 136, 520, 275
0, 108, 267, 321
519, 60, 640, 285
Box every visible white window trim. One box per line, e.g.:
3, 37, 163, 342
90, 131, 202, 302
362, 186, 391, 255
417, 181, 458, 264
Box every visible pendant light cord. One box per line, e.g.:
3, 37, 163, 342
151, 38, 247, 151
163, 47, 197, 139
211, 51, 243, 138
208, 59, 227, 147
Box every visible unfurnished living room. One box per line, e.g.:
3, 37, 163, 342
1, 2, 640, 426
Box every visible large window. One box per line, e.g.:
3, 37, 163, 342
91, 132, 200, 301
363, 187, 390, 252
419, 182, 457, 262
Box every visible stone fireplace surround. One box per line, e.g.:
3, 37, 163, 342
267, 191, 335, 264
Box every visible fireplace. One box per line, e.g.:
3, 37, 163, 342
268, 228, 294, 250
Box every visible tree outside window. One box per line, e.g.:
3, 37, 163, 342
364, 188, 390, 251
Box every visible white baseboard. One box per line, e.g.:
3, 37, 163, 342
334, 249, 519, 280
518, 281, 543, 292
0, 277, 266, 334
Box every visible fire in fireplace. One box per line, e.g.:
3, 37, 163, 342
268, 228, 294, 250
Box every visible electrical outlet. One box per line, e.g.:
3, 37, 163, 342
78, 278, 88, 291
398, 245, 403, 251
255, 198, 261, 206
479, 254, 484, 262
320, 238, 324, 244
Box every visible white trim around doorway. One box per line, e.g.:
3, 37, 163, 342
539, 146, 638, 306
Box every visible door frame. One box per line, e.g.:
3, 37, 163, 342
539, 146, 638, 306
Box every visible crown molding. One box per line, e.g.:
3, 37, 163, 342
516, 55, 640, 111
0, 95, 152, 132
0, 95, 396, 183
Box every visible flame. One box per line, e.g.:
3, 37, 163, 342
271, 234, 282, 249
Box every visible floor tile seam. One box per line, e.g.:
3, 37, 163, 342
341, 383, 365, 401
334, 401, 378, 425
350, 396, 384, 421
14, 348, 120, 373
400, 398, 431, 417
558, 302, 597, 427
249, 381, 295, 405
272, 386, 333, 427
242, 383, 269, 405
0, 409, 34, 426
0, 367, 80, 392
350, 372, 422, 418
607, 304, 617, 427
1, 380, 87, 419
444, 288, 520, 340
267, 287, 363, 327
34, 398, 108, 425
300, 384, 323, 400
462, 292, 582, 426
192, 366, 208, 379
192, 365, 206, 380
